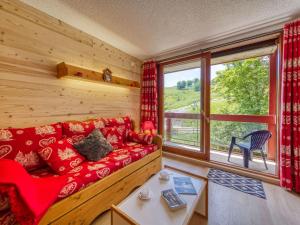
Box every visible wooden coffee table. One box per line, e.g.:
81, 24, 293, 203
111, 166, 208, 225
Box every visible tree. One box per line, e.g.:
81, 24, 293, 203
194, 78, 199, 83
210, 57, 270, 150
211, 57, 269, 115
181, 80, 187, 89
187, 80, 193, 87
176, 81, 186, 90
194, 80, 200, 91
177, 81, 182, 90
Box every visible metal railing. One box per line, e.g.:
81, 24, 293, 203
164, 112, 276, 159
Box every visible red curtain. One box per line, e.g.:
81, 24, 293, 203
281, 19, 300, 192
141, 61, 158, 130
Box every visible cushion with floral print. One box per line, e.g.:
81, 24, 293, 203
62, 121, 96, 142
103, 116, 132, 132
0, 210, 17, 225
127, 130, 153, 145
30, 142, 157, 201
0, 194, 9, 212
0, 123, 63, 170
100, 126, 126, 149
37, 138, 85, 175
85, 118, 106, 129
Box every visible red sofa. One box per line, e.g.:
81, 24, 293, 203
0, 116, 162, 225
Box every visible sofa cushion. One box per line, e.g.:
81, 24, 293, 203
103, 116, 132, 128
62, 121, 95, 142
73, 129, 113, 161
0, 194, 9, 212
113, 142, 158, 162
30, 167, 58, 179
127, 130, 153, 145
58, 159, 118, 199
0, 123, 62, 170
29, 141, 158, 200
38, 138, 85, 175
0, 210, 17, 225
100, 126, 126, 149
86, 118, 106, 129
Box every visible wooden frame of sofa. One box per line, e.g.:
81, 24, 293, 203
38, 135, 162, 225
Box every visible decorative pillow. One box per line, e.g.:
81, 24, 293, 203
38, 138, 85, 175
86, 118, 106, 129
62, 121, 95, 142
73, 129, 113, 161
0, 123, 62, 170
127, 130, 153, 145
0, 195, 9, 212
100, 126, 125, 149
0, 210, 16, 225
103, 116, 132, 130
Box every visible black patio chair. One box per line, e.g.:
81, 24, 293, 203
228, 130, 272, 170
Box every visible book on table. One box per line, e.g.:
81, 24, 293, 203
173, 177, 197, 195
161, 189, 187, 211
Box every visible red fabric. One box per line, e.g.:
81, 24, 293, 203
38, 138, 85, 175
30, 142, 158, 200
141, 61, 158, 130
86, 118, 106, 129
0, 123, 62, 170
62, 121, 95, 142
281, 19, 300, 192
103, 116, 132, 128
127, 130, 153, 145
0, 193, 9, 211
115, 142, 157, 162
0, 159, 67, 225
100, 126, 126, 149
0, 210, 17, 225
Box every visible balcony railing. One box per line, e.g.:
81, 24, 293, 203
164, 112, 276, 160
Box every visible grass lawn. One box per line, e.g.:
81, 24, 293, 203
164, 87, 200, 112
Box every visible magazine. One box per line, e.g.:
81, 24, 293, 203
173, 177, 197, 195
161, 189, 187, 211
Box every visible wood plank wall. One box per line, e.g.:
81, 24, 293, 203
0, 0, 142, 128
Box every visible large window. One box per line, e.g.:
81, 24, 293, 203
160, 54, 211, 159
159, 39, 279, 176
209, 46, 278, 175
163, 60, 201, 150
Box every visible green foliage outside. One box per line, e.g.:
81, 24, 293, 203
211, 57, 269, 115
164, 57, 270, 151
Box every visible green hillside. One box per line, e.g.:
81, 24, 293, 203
164, 85, 225, 113
164, 87, 200, 112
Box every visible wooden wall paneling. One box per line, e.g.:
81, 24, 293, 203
0, 9, 140, 80
0, 0, 141, 74
0, 0, 142, 128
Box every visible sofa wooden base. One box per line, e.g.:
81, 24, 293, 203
39, 149, 162, 225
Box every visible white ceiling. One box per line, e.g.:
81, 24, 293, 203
21, 0, 300, 60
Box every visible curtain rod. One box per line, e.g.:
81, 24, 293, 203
157, 29, 282, 64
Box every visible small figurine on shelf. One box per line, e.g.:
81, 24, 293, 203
141, 121, 157, 135
102, 68, 112, 82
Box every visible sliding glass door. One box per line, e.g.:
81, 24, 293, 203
209, 46, 279, 176
158, 39, 279, 176
159, 53, 210, 160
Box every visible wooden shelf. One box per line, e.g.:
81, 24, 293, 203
57, 62, 140, 88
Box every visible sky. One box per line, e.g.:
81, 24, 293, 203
164, 64, 225, 87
